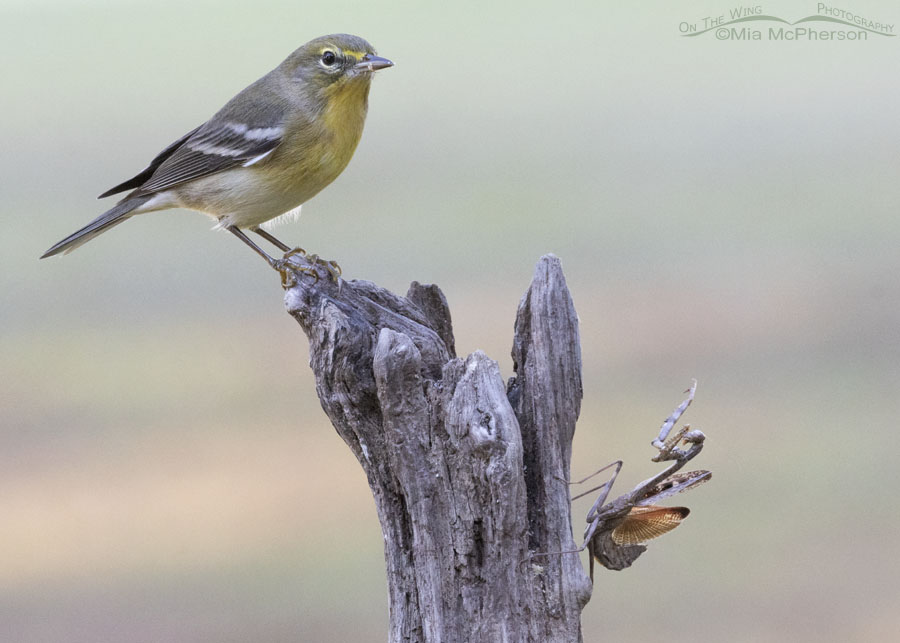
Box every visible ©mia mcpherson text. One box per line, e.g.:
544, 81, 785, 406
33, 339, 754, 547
679, 4, 895, 40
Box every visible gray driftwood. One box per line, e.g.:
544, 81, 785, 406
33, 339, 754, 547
284, 254, 591, 642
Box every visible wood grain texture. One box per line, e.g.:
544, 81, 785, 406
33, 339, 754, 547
284, 254, 589, 642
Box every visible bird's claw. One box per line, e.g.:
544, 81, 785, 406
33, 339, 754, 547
275, 259, 319, 289
305, 254, 342, 282
283, 246, 307, 259
326, 260, 342, 279
271, 248, 341, 288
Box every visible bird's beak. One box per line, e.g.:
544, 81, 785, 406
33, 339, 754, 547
355, 54, 393, 72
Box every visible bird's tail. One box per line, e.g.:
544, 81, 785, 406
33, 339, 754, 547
40, 195, 153, 259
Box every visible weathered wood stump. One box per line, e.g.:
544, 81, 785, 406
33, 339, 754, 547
284, 254, 591, 642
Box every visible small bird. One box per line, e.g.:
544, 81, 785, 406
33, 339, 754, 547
41, 34, 392, 280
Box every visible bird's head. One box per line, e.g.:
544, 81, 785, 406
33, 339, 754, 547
283, 34, 393, 97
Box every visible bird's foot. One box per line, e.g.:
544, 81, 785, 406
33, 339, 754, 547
305, 254, 342, 282
273, 258, 319, 289
270, 248, 341, 288
283, 246, 307, 259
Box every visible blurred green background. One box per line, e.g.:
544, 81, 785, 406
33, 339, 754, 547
3, 0, 899, 641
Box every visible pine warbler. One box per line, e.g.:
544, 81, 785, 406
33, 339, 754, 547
42, 34, 392, 281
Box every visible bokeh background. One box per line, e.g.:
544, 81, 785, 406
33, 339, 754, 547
3, 1, 899, 641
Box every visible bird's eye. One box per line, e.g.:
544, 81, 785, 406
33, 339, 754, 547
321, 51, 337, 66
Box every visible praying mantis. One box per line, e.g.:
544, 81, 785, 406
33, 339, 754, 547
533, 380, 711, 579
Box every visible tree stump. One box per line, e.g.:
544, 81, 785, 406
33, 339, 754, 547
284, 254, 591, 642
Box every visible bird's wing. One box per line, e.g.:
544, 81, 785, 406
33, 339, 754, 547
131, 119, 285, 195
100, 83, 291, 198
98, 125, 203, 198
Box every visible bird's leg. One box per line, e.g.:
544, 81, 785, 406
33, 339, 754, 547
249, 228, 341, 282
250, 227, 306, 257
227, 226, 317, 287
251, 228, 339, 277
227, 226, 277, 263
